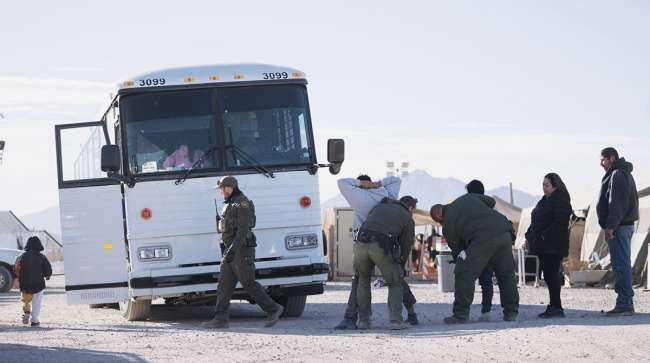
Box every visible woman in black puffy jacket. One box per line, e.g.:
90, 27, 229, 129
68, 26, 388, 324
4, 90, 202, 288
525, 173, 572, 318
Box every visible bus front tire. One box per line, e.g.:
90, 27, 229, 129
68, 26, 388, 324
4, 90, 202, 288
276, 295, 307, 317
120, 299, 151, 321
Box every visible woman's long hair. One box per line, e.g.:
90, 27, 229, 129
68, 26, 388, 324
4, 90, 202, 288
544, 172, 570, 201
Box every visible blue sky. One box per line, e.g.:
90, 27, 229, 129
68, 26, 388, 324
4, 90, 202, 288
1, 1, 649, 215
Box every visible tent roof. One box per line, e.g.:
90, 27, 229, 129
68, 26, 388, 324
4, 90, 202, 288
492, 195, 523, 223
413, 209, 440, 227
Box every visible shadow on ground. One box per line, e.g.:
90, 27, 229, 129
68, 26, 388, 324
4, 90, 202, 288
4, 301, 648, 340
0, 288, 67, 305
0, 343, 146, 362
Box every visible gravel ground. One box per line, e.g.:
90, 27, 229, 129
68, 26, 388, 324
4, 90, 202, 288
1, 275, 649, 363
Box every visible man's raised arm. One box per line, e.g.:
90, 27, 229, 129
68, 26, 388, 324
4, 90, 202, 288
381, 176, 402, 200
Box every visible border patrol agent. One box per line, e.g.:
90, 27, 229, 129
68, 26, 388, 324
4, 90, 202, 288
354, 196, 418, 330
430, 194, 519, 324
202, 176, 283, 328
335, 175, 419, 330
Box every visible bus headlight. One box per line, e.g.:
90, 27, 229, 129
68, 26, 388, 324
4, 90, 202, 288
138, 246, 172, 261
285, 234, 319, 250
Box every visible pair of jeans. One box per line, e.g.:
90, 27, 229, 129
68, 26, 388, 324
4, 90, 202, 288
478, 265, 494, 314
606, 225, 635, 307
538, 253, 564, 309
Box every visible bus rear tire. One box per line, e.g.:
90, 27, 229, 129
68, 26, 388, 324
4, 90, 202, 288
120, 299, 151, 321
278, 295, 307, 317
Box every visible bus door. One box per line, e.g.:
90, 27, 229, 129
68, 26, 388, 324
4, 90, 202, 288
55, 121, 129, 304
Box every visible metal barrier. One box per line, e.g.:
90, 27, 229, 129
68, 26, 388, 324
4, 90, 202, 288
514, 248, 539, 288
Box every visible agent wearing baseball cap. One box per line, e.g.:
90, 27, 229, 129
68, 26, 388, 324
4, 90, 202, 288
202, 176, 284, 329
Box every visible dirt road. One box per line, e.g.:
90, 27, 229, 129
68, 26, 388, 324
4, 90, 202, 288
1, 275, 649, 362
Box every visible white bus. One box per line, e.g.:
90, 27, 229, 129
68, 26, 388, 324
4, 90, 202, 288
55, 64, 344, 321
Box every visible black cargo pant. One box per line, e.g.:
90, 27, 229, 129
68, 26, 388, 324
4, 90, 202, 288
343, 266, 417, 320
478, 265, 494, 314
213, 247, 279, 320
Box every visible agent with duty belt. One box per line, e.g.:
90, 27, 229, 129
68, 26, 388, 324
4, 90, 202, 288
202, 176, 283, 329
353, 195, 418, 330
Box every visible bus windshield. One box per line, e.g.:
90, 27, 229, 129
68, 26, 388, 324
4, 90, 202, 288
121, 84, 314, 176
221, 85, 313, 168
122, 89, 217, 175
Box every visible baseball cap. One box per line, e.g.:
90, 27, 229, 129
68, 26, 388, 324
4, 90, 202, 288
214, 176, 238, 189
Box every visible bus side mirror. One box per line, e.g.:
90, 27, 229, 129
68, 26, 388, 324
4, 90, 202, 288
101, 145, 121, 173
327, 139, 344, 175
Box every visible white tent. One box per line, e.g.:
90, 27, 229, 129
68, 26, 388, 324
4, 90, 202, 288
580, 197, 604, 263
492, 195, 523, 226
515, 207, 534, 249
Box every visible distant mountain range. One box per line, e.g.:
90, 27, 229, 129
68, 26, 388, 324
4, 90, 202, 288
322, 169, 540, 210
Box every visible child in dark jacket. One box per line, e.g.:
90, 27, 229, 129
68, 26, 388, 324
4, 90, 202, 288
15, 236, 52, 327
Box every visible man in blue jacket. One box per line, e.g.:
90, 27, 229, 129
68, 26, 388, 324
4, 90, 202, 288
596, 147, 639, 316
334, 175, 418, 329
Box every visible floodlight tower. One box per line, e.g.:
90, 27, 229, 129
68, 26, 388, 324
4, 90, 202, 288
386, 161, 410, 178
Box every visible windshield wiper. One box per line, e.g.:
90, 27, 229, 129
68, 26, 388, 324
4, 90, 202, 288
175, 145, 218, 185
226, 144, 275, 178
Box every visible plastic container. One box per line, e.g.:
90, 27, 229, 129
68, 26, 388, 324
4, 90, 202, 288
436, 252, 455, 292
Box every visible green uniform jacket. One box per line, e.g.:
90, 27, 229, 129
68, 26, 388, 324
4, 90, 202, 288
360, 197, 415, 264
220, 191, 256, 254
442, 194, 513, 260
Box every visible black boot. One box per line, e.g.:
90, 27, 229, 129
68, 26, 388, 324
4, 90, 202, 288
605, 305, 634, 317
538, 305, 565, 319
334, 317, 357, 330
406, 312, 419, 325
443, 315, 468, 324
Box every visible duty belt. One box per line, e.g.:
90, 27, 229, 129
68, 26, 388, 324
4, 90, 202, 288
356, 229, 393, 244
357, 228, 402, 262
